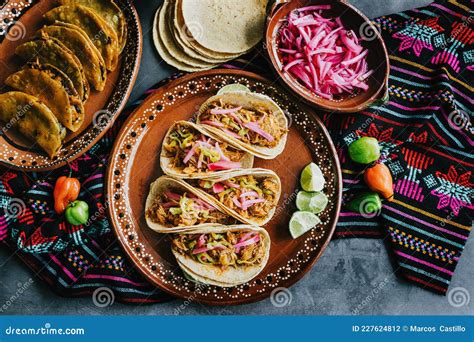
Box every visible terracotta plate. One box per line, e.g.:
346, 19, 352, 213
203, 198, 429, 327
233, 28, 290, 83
0, 0, 142, 171
106, 69, 342, 305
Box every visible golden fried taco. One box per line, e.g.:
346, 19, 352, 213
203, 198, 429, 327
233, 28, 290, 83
0, 91, 65, 158
5, 63, 85, 132
44, 5, 119, 71
188, 168, 281, 226
15, 36, 89, 102
38, 22, 107, 91
145, 176, 238, 233
59, 0, 127, 51
161, 121, 254, 179
171, 225, 271, 287
197, 91, 288, 159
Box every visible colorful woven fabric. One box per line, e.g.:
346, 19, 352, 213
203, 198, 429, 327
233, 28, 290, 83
326, 0, 473, 294
0, 0, 472, 302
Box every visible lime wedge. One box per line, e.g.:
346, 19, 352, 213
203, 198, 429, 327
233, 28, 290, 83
289, 211, 321, 239
217, 84, 251, 95
296, 191, 328, 214
300, 162, 325, 192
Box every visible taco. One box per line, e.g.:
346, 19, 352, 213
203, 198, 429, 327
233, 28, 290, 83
188, 168, 281, 226
5, 63, 85, 132
145, 176, 238, 233
59, 0, 127, 51
38, 22, 107, 91
15, 36, 89, 102
0, 91, 65, 158
44, 5, 119, 71
161, 121, 254, 179
171, 225, 270, 287
196, 91, 288, 159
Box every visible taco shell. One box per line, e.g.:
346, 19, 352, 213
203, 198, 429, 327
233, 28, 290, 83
160, 121, 254, 179
171, 225, 271, 287
15, 36, 89, 102
38, 22, 107, 91
44, 5, 120, 71
0, 91, 65, 158
197, 91, 288, 159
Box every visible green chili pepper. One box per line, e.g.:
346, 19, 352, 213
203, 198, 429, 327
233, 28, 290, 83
348, 137, 380, 164
65, 200, 89, 225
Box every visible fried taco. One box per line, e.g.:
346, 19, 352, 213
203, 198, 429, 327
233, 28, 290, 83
196, 91, 288, 159
0, 91, 65, 158
15, 36, 89, 102
161, 121, 254, 179
59, 0, 127, 51
145, 176, 238, 233
38, 22, 107, 91
171, 225, 270, 287
44, 5, 119, 71
188, 168, 281, 226
5, 63, 85, 132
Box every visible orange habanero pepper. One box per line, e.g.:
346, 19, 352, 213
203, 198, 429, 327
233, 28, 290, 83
54, 176, 81, 214
363, 163, 394, 201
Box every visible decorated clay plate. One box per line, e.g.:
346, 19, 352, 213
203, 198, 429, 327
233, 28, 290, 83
0, 0, 142, 171
106, 69, 342, 305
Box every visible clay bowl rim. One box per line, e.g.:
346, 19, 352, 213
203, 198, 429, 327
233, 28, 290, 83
266, 0, 390, 113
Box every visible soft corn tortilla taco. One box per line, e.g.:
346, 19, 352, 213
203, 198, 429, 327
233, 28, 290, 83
196, 91, 288, 159
160, 121, 254, 179
44, 5, 119, 71
0, 92, 65, 158
188, 168, 281, 226
145, 176, 238, 233
171, 225, 270, 287
59, 0, 127, 51
15, 36, 89, 102
38, 22, 107, 91
5, 63, 85, 132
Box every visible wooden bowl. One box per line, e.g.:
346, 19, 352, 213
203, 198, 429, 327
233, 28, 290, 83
266, 0, 390, 113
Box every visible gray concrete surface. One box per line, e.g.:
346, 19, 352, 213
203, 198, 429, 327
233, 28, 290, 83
2, 0, 473, 316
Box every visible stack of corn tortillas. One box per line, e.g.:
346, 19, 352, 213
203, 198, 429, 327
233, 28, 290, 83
153, 0, 268, 72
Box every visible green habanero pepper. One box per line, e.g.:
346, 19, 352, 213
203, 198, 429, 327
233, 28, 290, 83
65, 200, 89, 225
346, 192, 382, 216
348, 137, 380, 164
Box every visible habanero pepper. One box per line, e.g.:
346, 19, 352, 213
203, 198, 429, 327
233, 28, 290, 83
363, 163, 394, 201
54, 175, 81, 214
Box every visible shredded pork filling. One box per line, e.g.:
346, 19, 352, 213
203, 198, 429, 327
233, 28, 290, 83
146, 190, 235, 227
163, 123, 246, 174
172, 231, 265, 269
200, 100, 287, 148
194, 175, 278, 219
